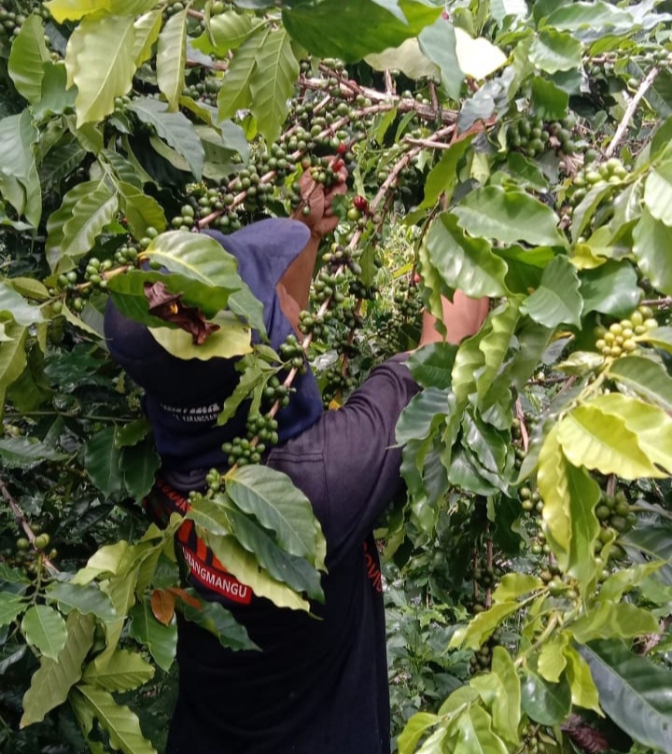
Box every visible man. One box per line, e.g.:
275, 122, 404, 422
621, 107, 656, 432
104, 171, 487, 753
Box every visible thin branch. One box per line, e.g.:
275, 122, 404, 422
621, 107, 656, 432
605, 66, 659, 159
384, 70, 395, 96
641, 296, 672, 308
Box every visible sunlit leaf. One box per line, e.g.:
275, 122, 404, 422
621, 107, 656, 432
157, 9, 187, 112
22, 605, 68, 660
65, 15, 136, 126
20, 612, 95, 726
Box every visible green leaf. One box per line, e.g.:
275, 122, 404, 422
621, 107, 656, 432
217, 28, 267, 121
157, 9, 187, 112
491, 646, 521, 741
120, 437, 160, 500
454, 28, 507, 80
453, 186, 564, 247
34, 62, 78, 119
117, 182, 168, 239
65, 15, 136, 126
564, 645, 602, 714
418, 18, 462, 101
414, 136, 474, 213
492, 574, 543, 603
249, 28, 298, 144
407, 343, 458, 389
471, 647, 521, 745
128, 599, 176, 672
217, 359, 265, 426
127, 98, 205, 180
531, 76, 569, 121
570, 183, 614, 243
39, 139, 86, 189
45, 0, 106, 22
82, 649, 155, 692
365, 38, 439, 82
521, 668, 571, 726
455, 706, 508, 754
20, 612, 95, 727
178, 590, 258, 651
0, 110, 41, 225
397, 712, 441, 754
8, 14, 50, 104
46, 180, 118, 272
202, 531, 310, 612
557, 402, 664, 480
0, 282, 43, 326
282, 0, 441, 63
579, 260, 642, 316
633, 209, 672, 296
47, 582, 117, 623
84, 426, 125, 498
22, 605, 68, 660
600, 562, 665, 602
543, 1, 634, 41
133, 9, 162, 66
73, 684, 157, 754
581, 639, 672, 752
592, 393, 672, 475
537, 633, 569, 684
608, 356, 672, 412
194, 11, 264, 56
491, 0, 528, 23
520, 256, 583, 328
529, 28, 582, 73
537, 426, 601, 584
0, 324, 28, 391
225, 465, 325, 567
644, 162, 672, 226
450, 602, 521, 650
636, 326, 672, 354
572, 602, 659, 643
0, 592, 27, 627
426, 212, 509, 298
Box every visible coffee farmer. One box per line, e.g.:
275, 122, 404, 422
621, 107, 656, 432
104, 166, 487, 754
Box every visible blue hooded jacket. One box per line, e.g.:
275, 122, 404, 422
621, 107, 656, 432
104, 218, 324, 472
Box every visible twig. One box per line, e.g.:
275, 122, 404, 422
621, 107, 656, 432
641, 296, 672, 308
605, 66, 659, 158
384, 70, 395, 96
515, 398, 529, 454
0, 478, 58, 573
485, 537, 493, 609
404, 137, 454, 150
428, 81, 440, 120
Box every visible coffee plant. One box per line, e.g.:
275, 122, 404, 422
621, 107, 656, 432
1, 0, 672, 752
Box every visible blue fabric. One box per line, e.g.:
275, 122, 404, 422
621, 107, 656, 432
104, 219, 324, 471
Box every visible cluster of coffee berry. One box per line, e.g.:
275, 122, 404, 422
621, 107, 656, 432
2, 526, 56, 576
520, 486, 543, 516
220, 410, 281, 472
594, 305, 657, 359
279, 334, 306, 372
468, 630, 502, 674
506, 113, 581, 158
596, 489, 636, 534
570, 156, 629, 206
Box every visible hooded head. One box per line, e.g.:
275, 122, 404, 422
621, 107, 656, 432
104, 218, 323, 472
